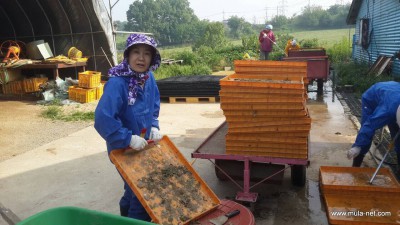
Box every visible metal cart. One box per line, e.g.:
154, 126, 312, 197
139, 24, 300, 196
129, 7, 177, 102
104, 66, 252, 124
192, 122, 309, 203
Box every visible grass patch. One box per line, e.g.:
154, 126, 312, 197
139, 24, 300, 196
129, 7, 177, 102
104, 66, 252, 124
290, 28, 355, 48
64, 111, 95, 121
41, 105, 94, 121
41, 106, 63, 120
159, 45, 193, 59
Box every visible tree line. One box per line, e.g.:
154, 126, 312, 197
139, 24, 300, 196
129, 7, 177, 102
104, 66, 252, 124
113, 0, 351, 46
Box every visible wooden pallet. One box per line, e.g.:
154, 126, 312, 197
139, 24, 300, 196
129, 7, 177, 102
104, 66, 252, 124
167, 96, 218, 103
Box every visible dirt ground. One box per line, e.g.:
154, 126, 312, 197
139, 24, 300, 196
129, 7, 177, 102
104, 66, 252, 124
0, 99, 97, 162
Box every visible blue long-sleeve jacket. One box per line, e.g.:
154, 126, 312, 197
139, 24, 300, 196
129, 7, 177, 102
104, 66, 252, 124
94, 73, 160, 154
354, 81, 400, 153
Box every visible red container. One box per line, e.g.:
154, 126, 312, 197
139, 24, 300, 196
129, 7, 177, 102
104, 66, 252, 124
288, 48, 326, 57
283, 55, 329, 80
283, 48, 329, 81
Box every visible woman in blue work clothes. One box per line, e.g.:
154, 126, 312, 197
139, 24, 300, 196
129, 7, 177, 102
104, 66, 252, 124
94, 34, 163, 221
347, 81, 400, 173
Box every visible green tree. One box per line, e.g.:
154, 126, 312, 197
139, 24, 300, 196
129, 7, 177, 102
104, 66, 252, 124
113, 20, 128, 31
292, 4, 350, 30
330, 4, 351, 28
227, 16, 245, 39
193, 22, 227, 50
270, 15, 290, 30
125, 0, 199, 45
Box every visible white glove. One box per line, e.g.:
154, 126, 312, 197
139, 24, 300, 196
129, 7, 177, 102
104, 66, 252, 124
273, 42, 277, 45
347, 146, 361, 159
129, 135, 148, 151
263, 33, 267, 38
149, 127, 163, 142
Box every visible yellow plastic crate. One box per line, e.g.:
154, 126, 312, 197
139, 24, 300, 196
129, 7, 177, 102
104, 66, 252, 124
2, 83, 11, 94
78, 71, 101, 88
6, 80, 24, 94
69, 86, 96, 103
23, 77, 48, 93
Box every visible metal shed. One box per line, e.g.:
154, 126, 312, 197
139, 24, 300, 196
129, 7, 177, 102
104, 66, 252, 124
0, 0, 117, 78
346, 0, 400, 77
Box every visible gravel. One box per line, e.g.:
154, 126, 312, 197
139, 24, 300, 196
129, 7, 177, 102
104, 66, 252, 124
0, 100, 97, 162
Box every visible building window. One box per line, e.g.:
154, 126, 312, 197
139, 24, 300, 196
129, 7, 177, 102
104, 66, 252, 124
360, 18, 369, 49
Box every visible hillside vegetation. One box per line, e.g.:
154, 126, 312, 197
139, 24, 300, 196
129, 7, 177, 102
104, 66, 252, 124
290, 28, 355, 48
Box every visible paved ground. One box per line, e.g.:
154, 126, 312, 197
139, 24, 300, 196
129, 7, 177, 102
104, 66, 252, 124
0, 82, 379, 225
0, 99, 96, 162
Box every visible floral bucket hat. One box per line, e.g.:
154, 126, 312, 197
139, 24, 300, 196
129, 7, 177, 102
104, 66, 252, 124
108, 34, 161, 105
123, 34, 161, 71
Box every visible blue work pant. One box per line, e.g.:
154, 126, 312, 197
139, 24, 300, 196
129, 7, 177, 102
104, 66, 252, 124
120, 182, 151, 221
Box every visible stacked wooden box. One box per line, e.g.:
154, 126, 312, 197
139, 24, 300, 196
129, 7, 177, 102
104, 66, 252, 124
69, 71, 102, 103
220, 60, 311, 159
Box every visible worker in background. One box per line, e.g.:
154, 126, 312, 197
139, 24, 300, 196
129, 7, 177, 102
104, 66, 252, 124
347, 81, 400, 174
258, 24, 275, 60
94, 33, 163, 221
243, 53, 251, 60
285, 39, 300, 56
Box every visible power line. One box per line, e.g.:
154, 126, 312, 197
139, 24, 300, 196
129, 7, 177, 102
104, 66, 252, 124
280, 0, 287, 16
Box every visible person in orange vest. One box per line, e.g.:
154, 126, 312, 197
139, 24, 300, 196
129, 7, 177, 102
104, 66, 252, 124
284, 39, 300, 56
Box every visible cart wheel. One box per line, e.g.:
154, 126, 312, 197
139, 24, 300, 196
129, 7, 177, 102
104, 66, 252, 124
291, 165, 306, 187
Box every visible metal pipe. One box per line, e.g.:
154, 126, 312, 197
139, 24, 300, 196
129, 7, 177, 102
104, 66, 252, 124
0, 6, 16, 40
79, 0, 97, 70
35, 0, 56, 54
15, 0, 35, 40
0, 31, 107, 40
114, 31, 153, 35
101, 46, 113, 68
56, 0, 74, 46
369, 131, 400, 184
264, 35, 287, 56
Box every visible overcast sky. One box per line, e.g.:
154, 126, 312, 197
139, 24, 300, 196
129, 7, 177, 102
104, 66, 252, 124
107, 0, 352, 24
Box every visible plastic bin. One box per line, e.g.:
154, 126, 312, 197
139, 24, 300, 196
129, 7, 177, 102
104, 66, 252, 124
23, 77, 48, 93
17, 206, 156, 225
69, 86, 96, 103
78, 71, 101, 88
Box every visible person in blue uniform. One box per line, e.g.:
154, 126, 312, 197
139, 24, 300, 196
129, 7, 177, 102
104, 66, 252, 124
94, 33, 163, 221
347, 81, 400, 172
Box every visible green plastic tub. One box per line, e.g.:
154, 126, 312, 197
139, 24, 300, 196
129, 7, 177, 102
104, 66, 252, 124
17, 206, 156, 225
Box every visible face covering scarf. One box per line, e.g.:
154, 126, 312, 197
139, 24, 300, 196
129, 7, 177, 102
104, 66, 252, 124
108, 59, 149, 105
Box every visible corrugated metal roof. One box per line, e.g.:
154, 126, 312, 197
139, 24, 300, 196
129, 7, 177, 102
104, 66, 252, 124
351, 0, 400, 77
0, 0, 117, 77
346, 0, 362, 25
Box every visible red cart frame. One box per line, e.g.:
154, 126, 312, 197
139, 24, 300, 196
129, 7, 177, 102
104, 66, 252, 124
192, 122, 309, 202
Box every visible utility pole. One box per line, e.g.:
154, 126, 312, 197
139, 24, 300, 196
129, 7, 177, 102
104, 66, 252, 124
280, 0, 286, 16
